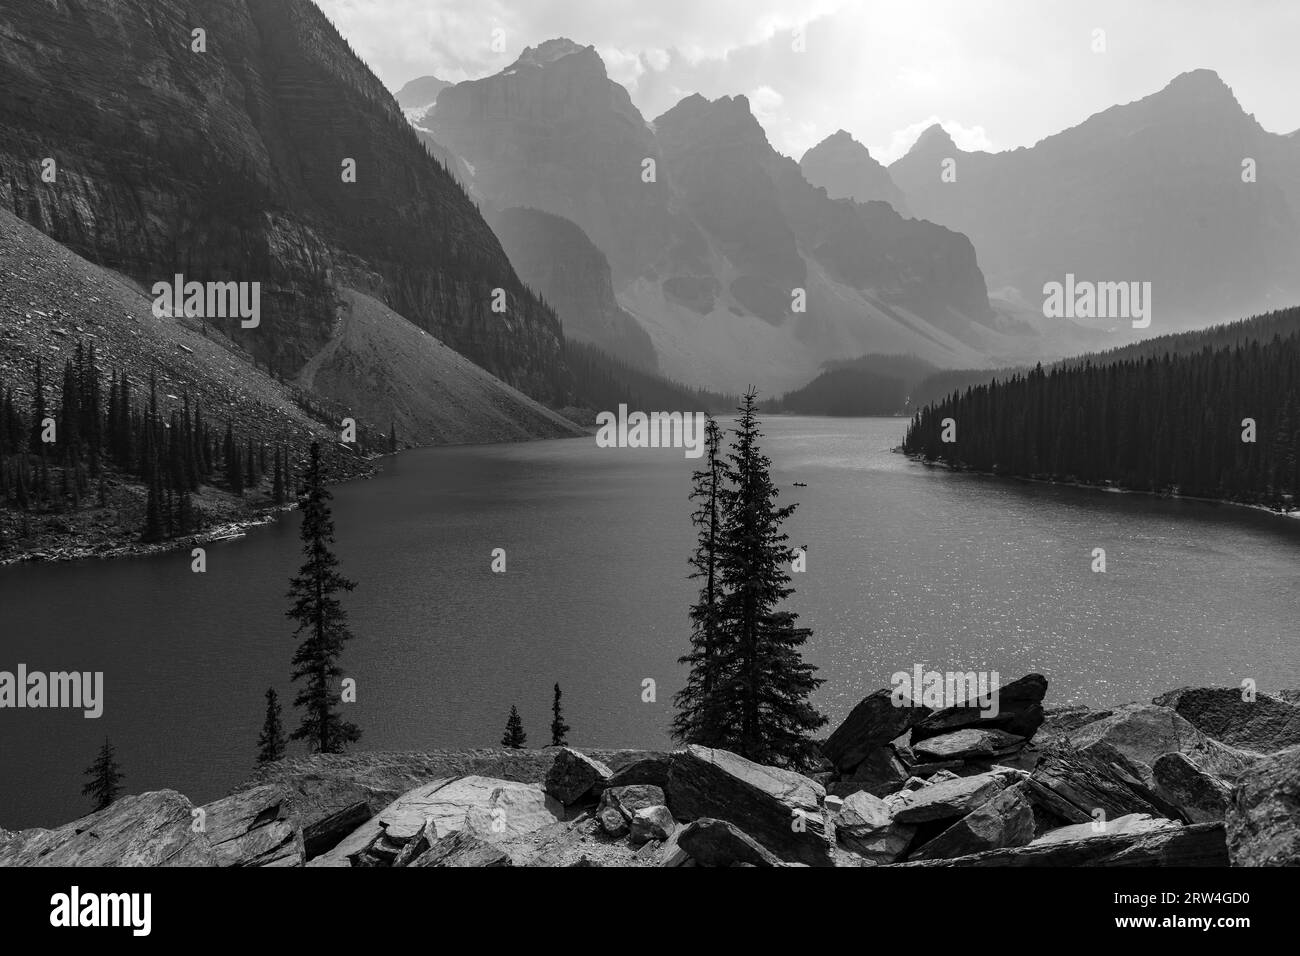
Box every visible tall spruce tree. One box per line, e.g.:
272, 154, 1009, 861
671, 415, 729, 747
550, 683, 570, 746
709, 389, 825, 767
285, 442, 361, 754
81, 737, 124, 812
501, 705, 526, 748
257, 687, 287, 765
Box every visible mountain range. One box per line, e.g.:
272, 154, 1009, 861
889, 69, 1300, 330
422, 39, 1095, 393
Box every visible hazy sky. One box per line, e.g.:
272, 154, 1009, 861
315, 0, 1300, 163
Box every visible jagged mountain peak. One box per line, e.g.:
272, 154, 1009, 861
801, 128, 907, 213
508, 37, 598, 71
907, 122, 960, 157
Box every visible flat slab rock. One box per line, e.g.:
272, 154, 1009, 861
911, 673, 1047, 743
199, 784, 303, 867
310, 775, 562, 866
0, 790, 215, 867
913, 728, 1026, 762
887, 770, 1013, 824
1032, 812, 1180, 845
894, 822, 1227, 867
667, 745, 833, 867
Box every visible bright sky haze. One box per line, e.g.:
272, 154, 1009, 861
315, 0, 1300, 162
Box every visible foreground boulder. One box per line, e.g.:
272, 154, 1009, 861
676, 819, 783, 867
909, 782, 1035, 861
545, 748, 613, 805
1226, 745, 1300, 865
667, 745, 834, 866
888, 770, 1012, 824
199, 784, 303, 867
1152, 752, 1232, 823
895, 822, 1227, 867
913, 728, 1026, 762
911, 673, 1047, 743
1064, 703, 1252, 786
1026, 743, 1186, 828
822, 689, 930, 773
597, 784, 665, 838
1032, 813, 1180, 845
629, 805, 675, 845
411, 829, 513, 867
831, 790, 915, 863
1153, 687, 1300, 754
0, 791, 215, 867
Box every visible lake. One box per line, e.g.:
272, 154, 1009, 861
2, 416, 1298, 828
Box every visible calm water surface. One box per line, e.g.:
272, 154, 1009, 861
2, 416, 1297, 827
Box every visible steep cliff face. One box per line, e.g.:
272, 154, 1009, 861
0, 0, 567, 402
890, 71, 1300, 329
492, 207, 658, 370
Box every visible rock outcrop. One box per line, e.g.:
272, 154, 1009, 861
4, 684, 1293, 868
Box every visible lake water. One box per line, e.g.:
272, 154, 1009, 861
2, 416, 1298, 828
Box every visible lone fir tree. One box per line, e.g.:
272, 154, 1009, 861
257, 687, 287, 765
502, 705, 526, 749
671, 414, 727, 747
675, 390, 826, 767
550, 683, 570, 746
285, 442, 361, 754
82, 737, 124, 812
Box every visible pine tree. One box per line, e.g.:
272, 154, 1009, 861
257, 687, 287, 764
672, 415, 728, 747
272, 445, 286, 505
285, 442, 361, 754
81, 737, 124, 812
708, 389, 826, 767
549, 683, 570, 746
501, 705, 526, 748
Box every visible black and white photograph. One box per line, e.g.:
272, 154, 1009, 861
0, 0, 1296, 937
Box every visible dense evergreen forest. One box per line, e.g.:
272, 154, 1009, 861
564, 340, 736, 417
0, 343, 307, 546
763, 354, 937, 416
903, 307, 1300, 508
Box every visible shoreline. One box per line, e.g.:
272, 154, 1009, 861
898, 450, 1300, 522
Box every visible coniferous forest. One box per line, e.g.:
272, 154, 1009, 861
903, 308, 1300, 507
0, 342, 305, 549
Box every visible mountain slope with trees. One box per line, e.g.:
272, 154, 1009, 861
904, 307, 1300, 508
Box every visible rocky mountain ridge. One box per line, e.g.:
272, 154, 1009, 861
424, 39, 1081, 392
889, 69, 1300, 330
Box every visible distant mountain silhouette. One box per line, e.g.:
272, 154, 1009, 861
800, 130, 909, 214
395, 74, 451, 110
890, 70, 1300, 330
491, 206, 658, 370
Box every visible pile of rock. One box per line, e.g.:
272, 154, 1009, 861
3, 683, 1298, 867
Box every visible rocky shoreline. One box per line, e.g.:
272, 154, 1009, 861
3, 678, 1298, 867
